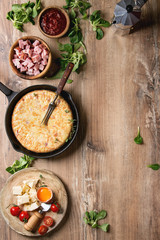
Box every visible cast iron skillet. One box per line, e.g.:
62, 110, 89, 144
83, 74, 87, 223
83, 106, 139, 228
0, 82, 79, 158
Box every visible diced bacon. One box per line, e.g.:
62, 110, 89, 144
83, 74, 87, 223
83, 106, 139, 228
14, 54, 18, 59
34, 46, 42, 54
27, 68, 33, 74
28, 62, 34, 69
19, 52, 28, 60
39, 64, 45, 71
12, 39, 48, 76
20, 66, 27, 72
26, 71, 34, 76
12, 58, 20, 66
25, 45, 31, 50
19, 40, 26, 49
33, 40, 40, 47
32, 55, 42, 63
26, 40, 31, 45
41, 49, 49, 59
34, 63, 39, 70
14, 47, 21, 55
34, 70, 40, 76
25, 58, 33, 64
16, 62, 21, 69
41, 59, 48, 66
38, 44, 47, 50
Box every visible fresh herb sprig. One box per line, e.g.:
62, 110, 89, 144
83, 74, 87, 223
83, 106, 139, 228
51, 42, 87, 81
90, 10, 111, 40
63, 0, 91, 18
148, 164, 160, 171
83, 210, 110, 232
68, 11, 83, 44
6, 155, 35, 174
6, 0, 41, 32
134, 126, 143, 144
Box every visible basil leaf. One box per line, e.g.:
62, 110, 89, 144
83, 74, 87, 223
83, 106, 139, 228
148, 164, 160, 170
134, 126, 143, 144
98, 223, 110, 232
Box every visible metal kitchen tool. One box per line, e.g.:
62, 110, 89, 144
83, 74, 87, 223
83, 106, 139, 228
24, 203, 51, 232
41, 62, 74, 125
112, 0, 148, 35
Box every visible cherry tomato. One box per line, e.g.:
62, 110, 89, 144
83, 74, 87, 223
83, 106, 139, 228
19, 211, 29, 222
51, 203, 60, 213
43, 216, 54, 227
10, 206, 21, 216
38, 225, 48, 235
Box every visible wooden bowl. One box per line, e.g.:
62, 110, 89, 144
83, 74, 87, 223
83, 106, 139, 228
38, 6, 70, 38
9, 36, 52, 80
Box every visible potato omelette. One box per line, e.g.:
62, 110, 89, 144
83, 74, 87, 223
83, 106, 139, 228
12, 90, 73, 153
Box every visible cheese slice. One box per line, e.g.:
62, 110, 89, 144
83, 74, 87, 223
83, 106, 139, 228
23, 202, 40, 211
23, 179, 38, 188
13, 186, 22, 195
29, 188, 37, 202
17, 193, 30, 205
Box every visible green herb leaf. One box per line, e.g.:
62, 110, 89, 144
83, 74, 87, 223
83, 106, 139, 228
147, 164, 160, 171
134, 126, 143, 144
83, 210, 110, 232
96, 210, 107, 221
39, 174, 43, 178
98, 223, 109, 232
90, 10, 110, 40
67, 79, 73, 84
6, 155, 35, 174
48, 42, 87, 80
96, 28, 104, 40
6, 0, 41, 32
63, 0, 91, 17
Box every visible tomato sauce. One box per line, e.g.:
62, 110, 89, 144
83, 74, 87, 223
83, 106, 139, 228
40, 8, 67, 36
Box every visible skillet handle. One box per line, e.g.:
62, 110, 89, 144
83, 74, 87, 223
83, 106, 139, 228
0, 82, 13, 96
56, 62, 74, 95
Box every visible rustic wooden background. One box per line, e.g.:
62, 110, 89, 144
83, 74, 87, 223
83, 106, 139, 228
0, 0, 160, 239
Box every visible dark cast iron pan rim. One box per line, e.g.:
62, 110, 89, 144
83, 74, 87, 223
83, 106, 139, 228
2, 84, 79, 159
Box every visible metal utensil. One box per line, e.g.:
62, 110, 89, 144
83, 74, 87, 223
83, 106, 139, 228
24, 203, 51, 232
41, 62, 74, 125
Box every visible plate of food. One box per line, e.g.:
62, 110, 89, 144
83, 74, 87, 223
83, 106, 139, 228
0, 168, 68, 236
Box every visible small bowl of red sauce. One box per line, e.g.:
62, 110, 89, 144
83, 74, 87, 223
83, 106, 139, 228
38, 6, 70, 38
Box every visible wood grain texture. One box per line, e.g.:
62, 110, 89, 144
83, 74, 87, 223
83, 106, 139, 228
0, 0, 160, 240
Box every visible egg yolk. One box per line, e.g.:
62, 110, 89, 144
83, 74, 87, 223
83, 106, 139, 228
37, 187, 52, 202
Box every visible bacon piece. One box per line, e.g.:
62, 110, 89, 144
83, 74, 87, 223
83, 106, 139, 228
32, 55, 42, 63
41, 59, 48, 66
39, 64, 45, 71
34, 46, 42, 54
34, 70, 40, 76
33, 40, 40, 47
20, 66, 27, 72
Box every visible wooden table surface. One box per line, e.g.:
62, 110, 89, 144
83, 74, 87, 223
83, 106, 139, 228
0, 0, 160, 239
